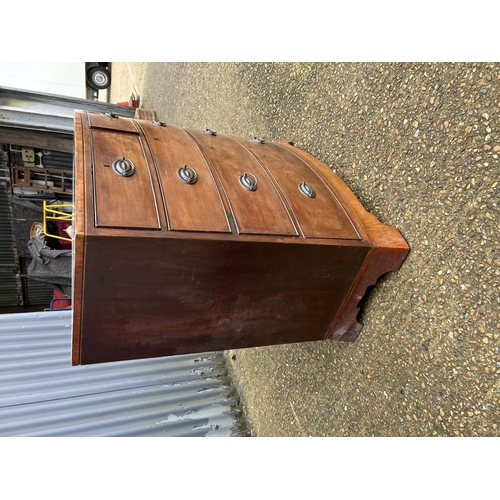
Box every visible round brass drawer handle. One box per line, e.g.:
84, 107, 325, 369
239, 172, 258, 191
298, 181, 316, 198
178, 165, 198, 184
111, 157, 135, 177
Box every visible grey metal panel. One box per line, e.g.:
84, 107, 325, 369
0, 86, 135, 134
0, 183, 22, 306
0, 105, 74, 133
39, 150, 73, 170
0, 150, 8, 181
25, 274, 54, 307
0, 86, 137, 116
0, 310, 248, 437
0, 128, 74, 153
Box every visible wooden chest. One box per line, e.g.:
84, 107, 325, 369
72, 111, 409, 365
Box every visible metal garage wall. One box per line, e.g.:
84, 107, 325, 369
24, 262, 55, 307
0, 183, 22, 307
0, 310, 249, 436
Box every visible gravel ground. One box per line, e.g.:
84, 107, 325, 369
110, 62, 499, 437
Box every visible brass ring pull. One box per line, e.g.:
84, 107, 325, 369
298, 181, 316, 198
239, 172, 258, 191
111, 157, 135, 177
178, 165, 198, 184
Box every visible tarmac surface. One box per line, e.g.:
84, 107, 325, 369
110, 63, 499, 437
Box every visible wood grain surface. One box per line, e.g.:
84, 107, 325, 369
188, 130, 298, 236
79, 236, 368, 364
139, 122, 231, 233
72, 111, 409, 365
91, 130, 161, 230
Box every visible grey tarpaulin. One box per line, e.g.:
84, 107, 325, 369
26, 238, 71, 296
9, 195, 47, 258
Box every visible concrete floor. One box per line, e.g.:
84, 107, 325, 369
109, 62, 499, 437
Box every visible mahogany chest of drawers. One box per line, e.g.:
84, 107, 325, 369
72, 111, 408, 365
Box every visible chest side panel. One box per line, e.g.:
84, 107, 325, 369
78, 237, 369, 364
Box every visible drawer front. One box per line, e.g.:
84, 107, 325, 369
140, 123, 231, 233
188, 130, 297, 236
91, 129, 161, 229
242, 140, 360, 240
88, 112, 139, 133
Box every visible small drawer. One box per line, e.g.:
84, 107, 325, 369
140, 123, 231, 233
243, 140, 360, 240
91, 129, 160, 230
88, 112, 139, 134
189, 130, 298, 237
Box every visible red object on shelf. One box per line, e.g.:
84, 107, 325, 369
56, 220, 72, 249
52, 289, 71, 309
116, 97, 139, 108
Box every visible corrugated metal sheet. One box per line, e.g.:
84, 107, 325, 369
0, 150, 8, 181
0, 310, 249, 436
24, 268, 54, 307
40, 150, 73, 170
0, 183, 22, 306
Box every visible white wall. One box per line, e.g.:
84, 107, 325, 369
0, 62, 86, 98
